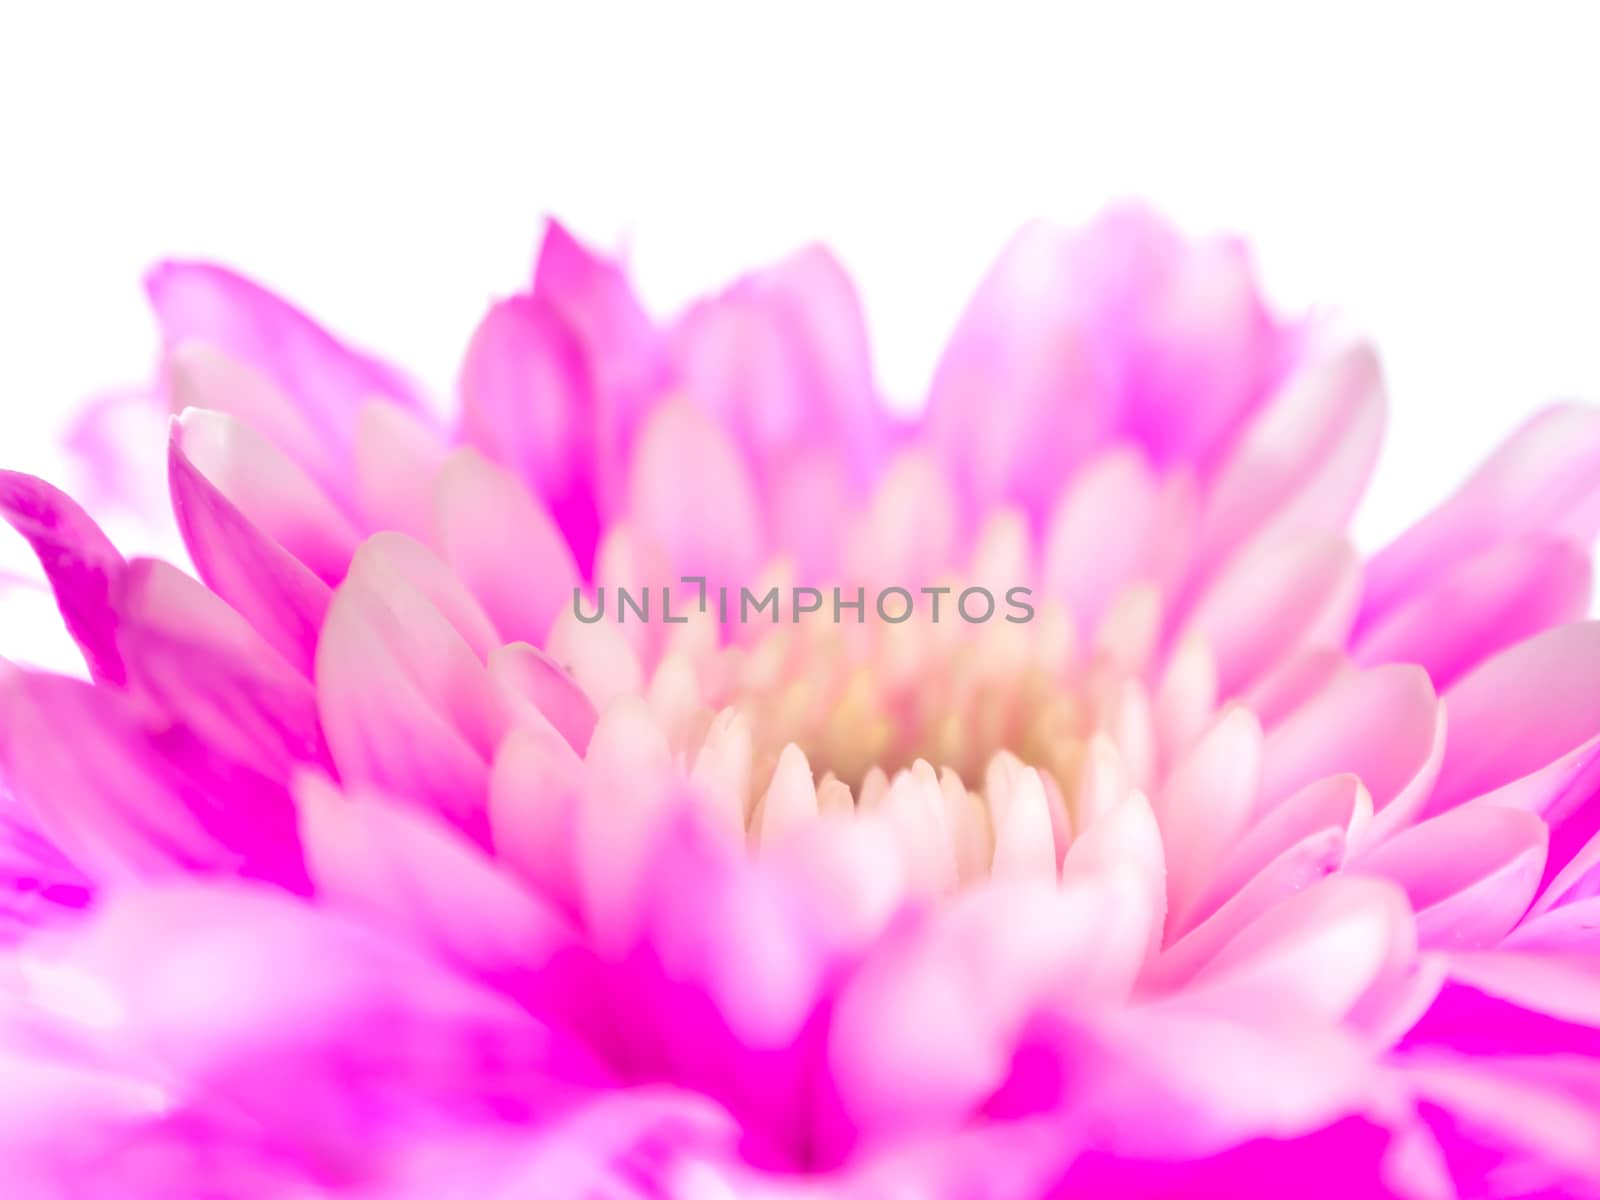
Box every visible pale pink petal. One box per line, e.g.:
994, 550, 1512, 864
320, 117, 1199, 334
354, 402, 452, 541
487, 725, 585, 917
1173, 774, 1367, 941
1155, 706, 1263, 926
626, 400, 763, 585
486, 642, 597, 756
1040, 446, 1162, 630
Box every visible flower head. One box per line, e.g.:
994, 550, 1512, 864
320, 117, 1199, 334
3, 207, 1600, 1197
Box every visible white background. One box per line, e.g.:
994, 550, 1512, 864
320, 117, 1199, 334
2, 1, 1598, 558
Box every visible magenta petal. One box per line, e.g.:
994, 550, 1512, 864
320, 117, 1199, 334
37, 881, 602, 1166
168, 432, 329, 677
1352, 537, 1591, 690
0, 669, 303, 888
0, 471, 126, 684
147, 260, 429, 453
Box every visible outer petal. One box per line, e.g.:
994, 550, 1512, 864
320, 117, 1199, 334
1428, 622, 1600, 817
112, 557, 329, 778
0, 669, 303, 888
168, 431, 330, 676
1352, 537, 1591, 690
174, 407, 361, 585
1360, 404, 1600, 631
0, 471, 126, 684
146, 260, 427, 453
1351, 805, 1547, 949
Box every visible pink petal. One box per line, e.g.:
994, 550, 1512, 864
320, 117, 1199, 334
1197, 336, 1385, 567
1180, 532, 1360, 697
0, 471, 125, 684
1352, 537, 1591, 690
1178, 774, 1368, 938
168, 431, 329, 676
296, 775, 574, 988
458, 292, 601, 573
532, 221, 664, 511
1360, 404, 1600, 631
314, 535, 509, 840
353, 402, 451, 542
0, 669, 303, 888
488, 725, 586, 917
1259, 663, 1444, 843
34, 881, 596, 1163
1155, 706, 1263, 928
625, 400, 763, 585
487, 642, 597, 756
167, 342, 344, 506
1429, 621, 1600, 816
433, 449, 580, 647
173, 408, 361, 585
1181, 877, 1415, 1025
1040, 446, 1163, 630
146, 260, 428, 453
113, 557, 328, 778
670, 244, 885, 486
1351, 805, 1547, 949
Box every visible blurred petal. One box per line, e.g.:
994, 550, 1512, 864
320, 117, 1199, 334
0, 471, 125, 684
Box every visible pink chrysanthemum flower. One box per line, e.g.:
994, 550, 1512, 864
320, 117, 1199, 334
4, 207, 1600, 1198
